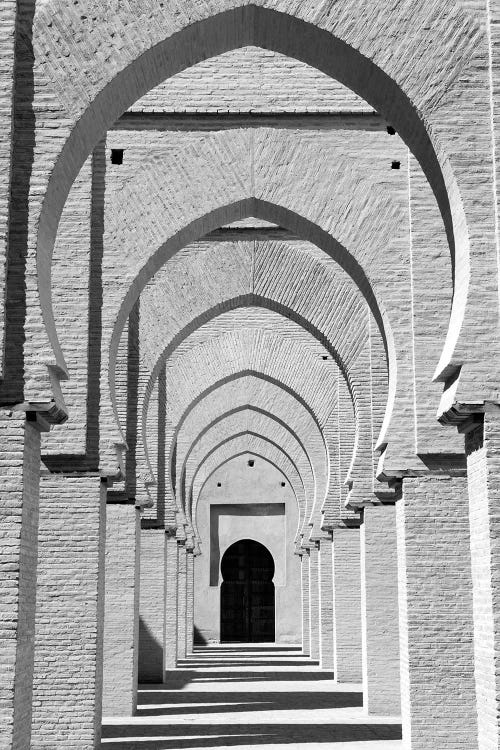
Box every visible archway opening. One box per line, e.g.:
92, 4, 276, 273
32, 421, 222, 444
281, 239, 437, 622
220, 539, 275, 643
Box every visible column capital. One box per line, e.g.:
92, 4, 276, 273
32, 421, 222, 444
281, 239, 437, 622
11, 394, 68, 426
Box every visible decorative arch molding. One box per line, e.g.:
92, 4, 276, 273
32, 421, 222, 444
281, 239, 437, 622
190, 437, 305, 545
140, 294, 363, 462
141, 293, 358, 425
32, 2, 487, 406
110, 199, 394, 453
179, 402, 323, 514
147, 367, 332, 530
181, 410, 317, 538
138, 299, 376, 515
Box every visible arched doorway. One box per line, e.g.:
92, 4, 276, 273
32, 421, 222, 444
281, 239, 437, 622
220, 539, 275, 643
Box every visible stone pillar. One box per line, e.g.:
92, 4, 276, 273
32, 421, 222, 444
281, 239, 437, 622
308, 545, 320, 661
164, 530, 178, 670
102, 499, 140, 716
186, 550, 194, 655
318, 536, 334, 671
333, 526, 363, 682
32, 473, 106, 749
360, 503, 400, 715
466, 408, 500, 750
397, 474, 477, 749
138, 527, 165, 682
177, 543, 187, 660
0, 412, 43, 750
301, 552, 310, 656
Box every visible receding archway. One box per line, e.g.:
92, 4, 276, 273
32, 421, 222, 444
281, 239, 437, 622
220, 539, 275, 643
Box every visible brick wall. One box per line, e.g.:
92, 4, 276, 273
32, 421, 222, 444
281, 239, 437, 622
164, 532, 178, 670
102, 502, 140, 716
301, 553, 310, 656
361, 504, 400, 715
138, 528, 164, 682
177, 544, 187, 660
32, 474, 106, 749
0, 413, 40, 750
186, 551, 194, 655
466, 407, 500, 750
318, 537, 334, 671
397, 476, 477, 748
308, 546, 320, 661
131, 47, 368, 114
333, 526, 362, 683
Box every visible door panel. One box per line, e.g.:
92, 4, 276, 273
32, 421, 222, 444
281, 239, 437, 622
220, 539, 275, 642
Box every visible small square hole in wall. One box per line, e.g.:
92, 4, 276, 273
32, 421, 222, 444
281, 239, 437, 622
386, 125, 396, 135
391, 160, 401, 170
111, 148, 124, 165
281, 481, 286, 487
322, 355, 328, 360
248, 459, 255, 467
217, 482, 222, 487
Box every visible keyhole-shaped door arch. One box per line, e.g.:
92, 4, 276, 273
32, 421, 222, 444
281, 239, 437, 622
220, 539, 275, 643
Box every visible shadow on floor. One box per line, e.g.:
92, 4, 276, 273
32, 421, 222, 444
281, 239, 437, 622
102, 648, 402, 748
160, 670, 332, 689
136, 689, 363, 715
192, 646, 302, 653
175, 660, 317, 668
101, 722, 403, 747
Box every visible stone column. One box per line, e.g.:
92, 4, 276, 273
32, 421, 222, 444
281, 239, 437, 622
186, 549, 194, 655
360, 503, 400, 715
138, 527, 165, 682
177, 543, 187, 660
301, 551, 310, 656
333, 525, 362, 682
466, 408, 500, 750
318, 536, 334, 671
102, 499, 140, 716
32, 473, 106, 749
0, 412, 43, 750
397, 474, 477, 749
164, 530, 178, 670
308, 545, 320, 661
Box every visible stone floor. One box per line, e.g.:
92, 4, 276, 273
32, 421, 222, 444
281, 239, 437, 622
102, 645, 402, 749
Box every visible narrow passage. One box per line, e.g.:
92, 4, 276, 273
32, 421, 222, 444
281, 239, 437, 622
102, 645, 402, 749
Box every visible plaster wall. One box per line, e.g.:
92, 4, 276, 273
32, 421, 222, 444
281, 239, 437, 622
194, 454, 301, 644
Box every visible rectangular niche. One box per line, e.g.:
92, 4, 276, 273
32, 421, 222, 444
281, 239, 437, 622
209, 503, 285, 587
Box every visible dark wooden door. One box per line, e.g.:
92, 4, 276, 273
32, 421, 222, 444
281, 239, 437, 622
220, 539, 275, 642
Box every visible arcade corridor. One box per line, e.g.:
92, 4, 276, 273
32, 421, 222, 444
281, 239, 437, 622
102, 646, 402, 749
2, 3, 499, 749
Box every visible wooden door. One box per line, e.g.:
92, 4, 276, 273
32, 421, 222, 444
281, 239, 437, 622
220, 539, 275, 642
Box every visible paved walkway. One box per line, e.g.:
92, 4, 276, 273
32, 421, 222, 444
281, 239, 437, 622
102, 644, 402, 749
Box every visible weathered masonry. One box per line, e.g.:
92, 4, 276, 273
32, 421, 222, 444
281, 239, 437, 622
0, 4, 499, 749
